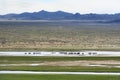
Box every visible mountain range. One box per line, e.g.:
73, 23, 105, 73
0, 10, 120, 21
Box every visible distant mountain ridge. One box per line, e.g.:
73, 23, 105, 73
0, 10, 120, 21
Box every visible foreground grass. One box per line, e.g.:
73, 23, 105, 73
0, 66, 120, 72
0, 56, 120, 72
0, 56, 120, 63
0, 74, 120, 80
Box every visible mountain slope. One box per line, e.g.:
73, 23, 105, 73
0, 10, 120, 20
0, 10, 73, 20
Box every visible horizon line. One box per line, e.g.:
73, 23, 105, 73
0, 10, 120, 15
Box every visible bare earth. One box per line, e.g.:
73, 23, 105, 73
42, 60, 120, 66
1, 60, 120, 67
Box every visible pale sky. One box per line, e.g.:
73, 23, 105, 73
0, 0, 120, 15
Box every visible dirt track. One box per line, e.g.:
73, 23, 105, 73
42, 60, 120, 66
0, 60, 120, 67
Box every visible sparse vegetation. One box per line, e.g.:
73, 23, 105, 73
0, 20, 120, 51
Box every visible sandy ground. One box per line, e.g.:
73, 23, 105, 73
42, 60, 120, 66
0, 60, 120, 67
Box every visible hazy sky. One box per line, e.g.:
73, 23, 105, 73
0, 0, 120, 15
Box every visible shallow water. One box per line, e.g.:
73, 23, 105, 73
0, 71, 120, 75
87, 64, 120, 68
0, 63, 42, 66
0, 51, 120, 56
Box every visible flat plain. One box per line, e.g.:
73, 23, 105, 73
0, 20, 120, 51
0, 20, 120, 80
